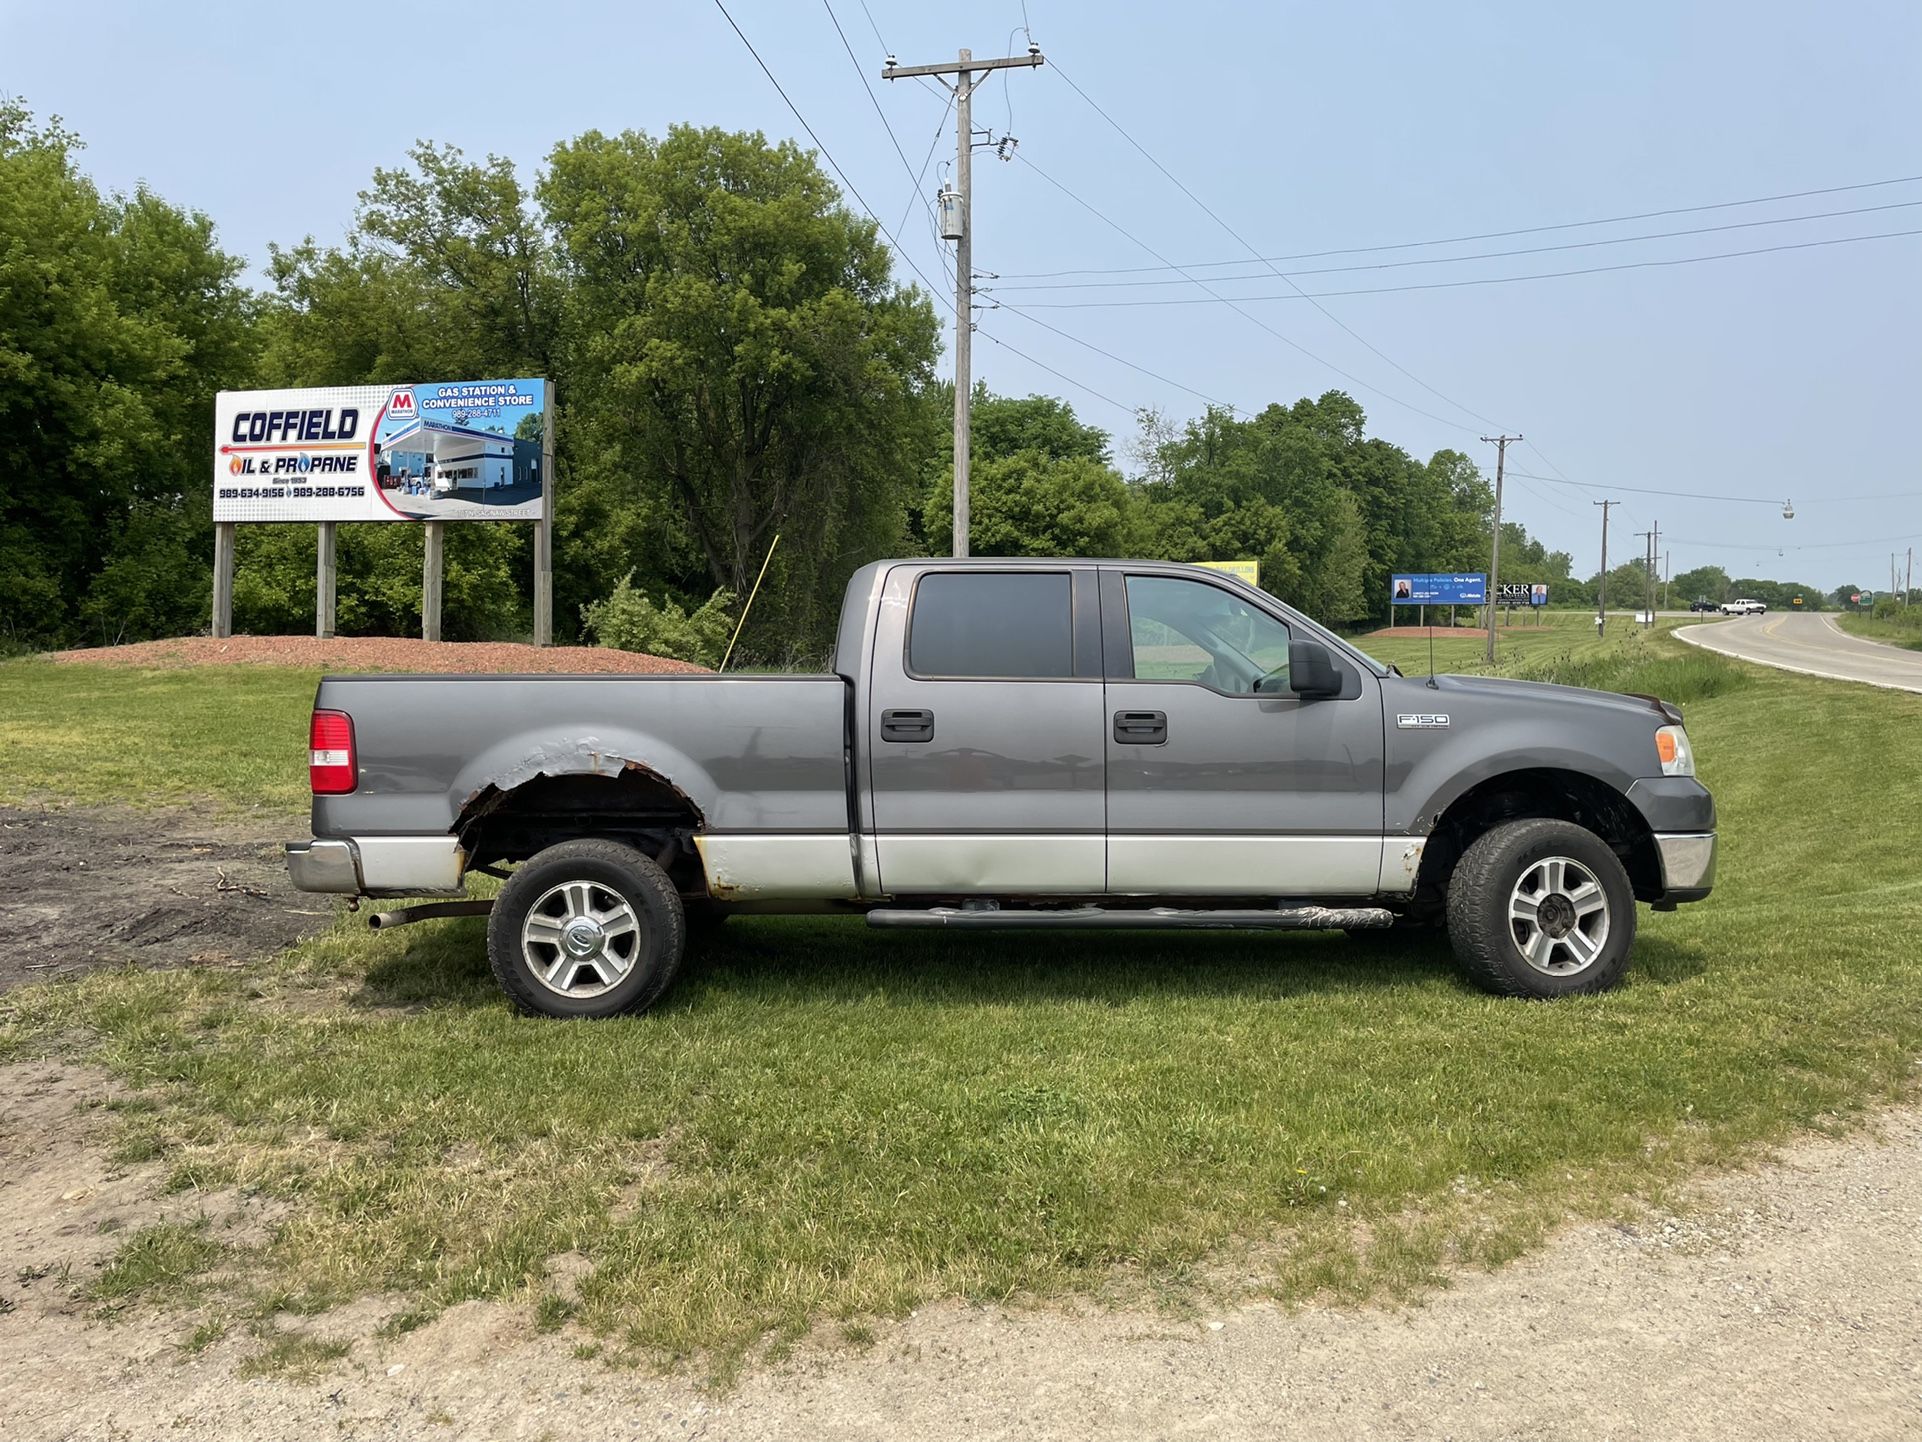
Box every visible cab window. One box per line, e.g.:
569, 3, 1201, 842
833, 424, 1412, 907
1124, 575, 1292, 694
909, 571, 1074, 678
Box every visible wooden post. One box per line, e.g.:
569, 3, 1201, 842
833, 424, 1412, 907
422, 520, 444, 643
316, 521, 337, 639
533, 378, 555, 646
211, 522, 235, 638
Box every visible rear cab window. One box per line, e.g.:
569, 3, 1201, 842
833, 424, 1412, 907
908, 571, 1074, 678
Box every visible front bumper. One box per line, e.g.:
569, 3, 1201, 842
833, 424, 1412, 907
1653, 831, 1716, 903
285, 836, 466, 897
1626, 777, 1716, 904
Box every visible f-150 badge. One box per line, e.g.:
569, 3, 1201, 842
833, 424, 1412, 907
1397, 713, 1451, 728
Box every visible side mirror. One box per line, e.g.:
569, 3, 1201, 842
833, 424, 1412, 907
1287, 639, 1343, 698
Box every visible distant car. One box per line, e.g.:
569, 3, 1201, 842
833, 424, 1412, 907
1688, 598, 1719, 613
1719, 598, 1767, 615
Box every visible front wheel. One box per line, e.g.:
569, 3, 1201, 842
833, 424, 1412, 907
487, 840, 685, 1018
1445, 819, 1635, 998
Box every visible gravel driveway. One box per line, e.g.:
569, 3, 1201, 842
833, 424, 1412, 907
4, 1060, 1917, 1441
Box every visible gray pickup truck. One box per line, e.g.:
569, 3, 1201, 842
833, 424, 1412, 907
288, 558, 1715, 1016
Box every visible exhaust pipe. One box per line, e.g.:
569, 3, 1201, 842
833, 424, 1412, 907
366, 899, 495, 930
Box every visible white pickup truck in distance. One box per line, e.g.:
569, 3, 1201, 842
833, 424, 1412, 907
287, 558, 1718, 1017
1718, 599, 1767, 615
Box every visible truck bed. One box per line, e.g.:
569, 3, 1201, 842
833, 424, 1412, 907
311, 672, 852, 841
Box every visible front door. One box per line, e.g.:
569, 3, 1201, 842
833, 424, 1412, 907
1102, 570, 1386, 895
866, 566, 1108, 895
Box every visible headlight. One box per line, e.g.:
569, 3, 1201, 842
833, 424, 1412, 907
1655, 724, 1695, 777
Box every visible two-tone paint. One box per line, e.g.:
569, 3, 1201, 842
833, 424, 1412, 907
289, 558, 1716, 907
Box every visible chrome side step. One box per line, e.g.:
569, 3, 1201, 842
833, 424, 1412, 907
866, 905, 1393, 931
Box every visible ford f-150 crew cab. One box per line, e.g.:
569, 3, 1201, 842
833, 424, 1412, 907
287, 558, 1716, 1016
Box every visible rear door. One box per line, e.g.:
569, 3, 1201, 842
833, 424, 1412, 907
1101, 569, 1387, 895
865, 565, 1107, 895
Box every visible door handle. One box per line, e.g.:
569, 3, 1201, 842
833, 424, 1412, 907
880, 707, 935, 742
1113, 709, 1167, 744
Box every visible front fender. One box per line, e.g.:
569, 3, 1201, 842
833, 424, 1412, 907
1389, 729, 1642, 835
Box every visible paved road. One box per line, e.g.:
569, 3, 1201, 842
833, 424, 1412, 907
1679, 611, 1922, 694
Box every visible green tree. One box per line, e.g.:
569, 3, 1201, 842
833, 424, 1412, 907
0, 101, 256, 646
1672, 565, 1731, 605
541, 124, 941, 655
924, 450, 1137, 558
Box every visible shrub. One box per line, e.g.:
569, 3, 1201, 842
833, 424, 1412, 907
580, 574, 735, 668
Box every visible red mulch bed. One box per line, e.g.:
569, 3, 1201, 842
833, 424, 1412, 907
47, 636, 710, 674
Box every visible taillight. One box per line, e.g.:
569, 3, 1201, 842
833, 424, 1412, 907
310, 709, 357, 794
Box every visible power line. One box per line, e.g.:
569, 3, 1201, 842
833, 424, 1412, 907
820, 0, 953, 287
1663, 531, 1922, 553
1047, 58, 1505, 433
986, 200, 1922, 291
996, 173, 1922, 279
709, 0, 957, 320
1013, 149, 1486, 435
822, 1, 923, 191
894, 91, 954, 246
989, 302, 1242, 412
1500, 469, 1790, 507
976, 326, 1136, 417
1002, 229, 1922, 307
853, 0, 888, 51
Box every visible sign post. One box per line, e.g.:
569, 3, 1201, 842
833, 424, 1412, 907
534, 378, 555, 646
211, 522, 235, 638
316, 522, 337, 638
422, 521, 445, 642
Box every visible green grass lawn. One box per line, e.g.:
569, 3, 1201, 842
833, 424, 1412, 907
4, 629, 1922, 1375
0, 660, 317, 813
1837, 609, 1922, 651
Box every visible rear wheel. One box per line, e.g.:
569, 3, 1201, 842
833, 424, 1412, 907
487, 840, 684, 1018
1445, 818, 1635, 998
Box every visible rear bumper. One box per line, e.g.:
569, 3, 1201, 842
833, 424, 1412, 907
285, 836, 466, 897
286, 839, 360, 893
1653, 831, 1716, 903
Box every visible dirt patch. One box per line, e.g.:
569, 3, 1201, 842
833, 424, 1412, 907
0, 804, 334, 991
3, 1056, 1918, 1440
46, 635, 708, 674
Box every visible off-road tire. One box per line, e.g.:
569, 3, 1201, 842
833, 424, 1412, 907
1446, 818, 1635, 998
487, 840, 685, 1019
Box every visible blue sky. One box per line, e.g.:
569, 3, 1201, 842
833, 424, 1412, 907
5, 0, 1918, 589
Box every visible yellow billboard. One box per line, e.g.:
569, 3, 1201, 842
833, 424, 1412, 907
1196, 559, 1260, 588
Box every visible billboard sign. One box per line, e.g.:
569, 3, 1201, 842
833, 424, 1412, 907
1391, 573, 1486, 605
214, 378, 548, 523
1197, 559, 1260, 588
1496, 582, 1550, 607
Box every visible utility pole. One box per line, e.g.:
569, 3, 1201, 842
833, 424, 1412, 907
1651, 521, 1660, 623
1633, 524, 1659, 627
1481, 434, 1520, 661
884, 44, 1045, 557
1583, 496, 1614, 630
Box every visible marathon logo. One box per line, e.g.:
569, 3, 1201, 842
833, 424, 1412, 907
229, 408, 361, 444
